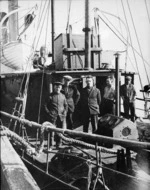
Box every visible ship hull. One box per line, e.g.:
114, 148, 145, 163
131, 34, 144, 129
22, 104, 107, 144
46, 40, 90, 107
13, 141, 150, 190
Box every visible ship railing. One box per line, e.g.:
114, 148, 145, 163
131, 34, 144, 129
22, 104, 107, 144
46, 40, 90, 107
1, 110, 150, 151
1, 110, 150, 188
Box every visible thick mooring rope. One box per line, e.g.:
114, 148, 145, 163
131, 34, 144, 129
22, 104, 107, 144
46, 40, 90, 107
1, 122, 117, 155
0, 125, 36, 155
42, 122, 117, 155
59, 133, 117, 154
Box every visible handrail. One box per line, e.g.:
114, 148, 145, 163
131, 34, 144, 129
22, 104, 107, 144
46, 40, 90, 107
1, 110, 150, 150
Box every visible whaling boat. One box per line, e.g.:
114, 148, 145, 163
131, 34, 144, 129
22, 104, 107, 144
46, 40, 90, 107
0, 41, 33, 71
0, 0, 150, 190
0, 1, 37, 73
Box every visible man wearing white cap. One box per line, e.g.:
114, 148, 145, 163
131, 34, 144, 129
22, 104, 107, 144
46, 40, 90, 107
63, 75, 80, 130
120, 76, 137, 122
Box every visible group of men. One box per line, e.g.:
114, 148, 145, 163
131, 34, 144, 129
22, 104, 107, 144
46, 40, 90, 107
44, 75, 136, 148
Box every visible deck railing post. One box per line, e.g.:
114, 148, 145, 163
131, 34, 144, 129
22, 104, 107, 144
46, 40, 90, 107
126, 148, 132, 171
46, 132, 50, 173
115, 53, 121, 117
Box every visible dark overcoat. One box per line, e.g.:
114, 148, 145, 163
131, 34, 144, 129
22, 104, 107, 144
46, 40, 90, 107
80, 86, 101, 116
44, 92, 68, 122
120, 84, 136, 103
62, 85, 80, 113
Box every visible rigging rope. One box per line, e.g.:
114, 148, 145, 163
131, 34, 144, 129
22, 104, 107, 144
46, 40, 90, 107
144, 0, 150, 25
34, 0, 48, 49
18, 10, 35, 31
126, 53, 138, 72
127, 0, 150, 84
71, 16, 85, 26
18, 13, 36, 39
7, 1, 50, 131
13, 6, 36, 29
66, 0, 72, 33
7, 2, 48, 129
95, 8, 150, 68
97, 9, 128, 69
116, 0, 128, 71
36, 0, 51, 149
37, 0, 50, 124
97, 14, 126, 46
37, 0, 44, 25
121, 0, 144, 95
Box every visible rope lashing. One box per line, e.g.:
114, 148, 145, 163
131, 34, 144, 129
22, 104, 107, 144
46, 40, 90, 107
58, 133, 117, 155
38, 121, 117, 155
38, 121, 56, 153
0, 126, 36, 155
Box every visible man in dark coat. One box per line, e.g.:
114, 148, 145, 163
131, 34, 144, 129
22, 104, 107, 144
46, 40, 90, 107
44, 81, 68, 148
63, 75, 80, 130
120, 76, 137, 122
80, 75, 101, 133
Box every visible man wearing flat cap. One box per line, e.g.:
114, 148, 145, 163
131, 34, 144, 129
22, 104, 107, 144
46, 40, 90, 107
120, 76, 137, 122
63, 75, 80, 130
44, 80, 68, 148
80, 75, 101, 133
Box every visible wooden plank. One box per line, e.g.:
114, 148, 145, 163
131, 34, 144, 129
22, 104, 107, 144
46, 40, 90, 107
1, 136, 40, 190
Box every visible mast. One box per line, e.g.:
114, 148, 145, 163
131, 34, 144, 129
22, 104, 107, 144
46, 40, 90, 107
8, 0, 18, 41
51, 0, 55, 64
83, 0, 91, 70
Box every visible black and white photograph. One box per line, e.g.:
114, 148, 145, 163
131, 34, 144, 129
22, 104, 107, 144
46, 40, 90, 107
1, 0, 150, 189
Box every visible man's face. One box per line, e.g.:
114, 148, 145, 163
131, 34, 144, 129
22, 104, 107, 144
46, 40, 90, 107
40, 49, 46, 57
106, 78, 111, 86
34, 54, 39, 60
86, 78, 93, 88
54, 84, 62, 93
125, 79, 131, 85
